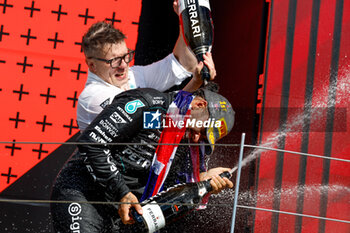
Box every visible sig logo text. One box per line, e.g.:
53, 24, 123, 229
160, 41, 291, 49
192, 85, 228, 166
68, 202, 82, 233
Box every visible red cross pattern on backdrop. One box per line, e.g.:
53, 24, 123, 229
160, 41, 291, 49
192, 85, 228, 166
0, 0, 141, 192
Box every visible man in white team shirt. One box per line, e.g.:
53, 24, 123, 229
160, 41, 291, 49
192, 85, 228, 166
77, 5, 216, 131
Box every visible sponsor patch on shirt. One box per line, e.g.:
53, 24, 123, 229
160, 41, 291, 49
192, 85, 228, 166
100, 98, 110, 109
152, 96, 165, 105
110, 112, 127, 123
125, 99, 145, 114
117, 106, 133, 122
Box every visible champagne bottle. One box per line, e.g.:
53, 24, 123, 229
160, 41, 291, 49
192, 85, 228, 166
129, 171, 231, 233
178, 0, 214, 82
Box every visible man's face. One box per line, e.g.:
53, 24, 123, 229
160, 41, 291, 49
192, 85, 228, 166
185, 101, 210, 143
186, 126, 207, 143
88, 41, 130, 88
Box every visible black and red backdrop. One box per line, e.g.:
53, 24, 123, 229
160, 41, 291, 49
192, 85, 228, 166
1, 0, 349, 232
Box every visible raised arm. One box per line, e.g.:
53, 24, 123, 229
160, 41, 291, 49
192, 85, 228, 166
172, 1, 217, 91
172, 0, 198, 73
182, 53, 217, 92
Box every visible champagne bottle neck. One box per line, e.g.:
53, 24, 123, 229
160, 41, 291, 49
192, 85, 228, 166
199, 171, 232, 194
194, 46, 212, 58
198, 180, 213, 195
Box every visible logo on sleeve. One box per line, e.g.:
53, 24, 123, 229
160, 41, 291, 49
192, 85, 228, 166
110, 112, 127, 124
100, 98, 110, 109
125, 99, 145, 114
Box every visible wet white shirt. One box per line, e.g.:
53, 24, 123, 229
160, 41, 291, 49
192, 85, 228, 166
77, 53, 192, 131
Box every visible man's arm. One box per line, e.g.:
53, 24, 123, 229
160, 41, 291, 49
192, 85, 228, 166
172, 1, 198, 73
78, 92, 148, 221
173, 24, 198, 73
119, 192, 143, 224
172, 1, 217, 91
181, 54, 217, 92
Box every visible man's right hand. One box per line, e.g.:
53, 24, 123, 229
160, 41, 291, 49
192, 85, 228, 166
118, 192, 143, 225
200, 167, 233, 194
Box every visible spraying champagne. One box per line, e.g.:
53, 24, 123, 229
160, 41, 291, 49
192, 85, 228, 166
129, 171, 232, 233
178, 0, 214, 82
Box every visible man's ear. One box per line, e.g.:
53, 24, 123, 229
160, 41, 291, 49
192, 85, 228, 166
192, 97, 208, 110
86, 58, 96, 72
